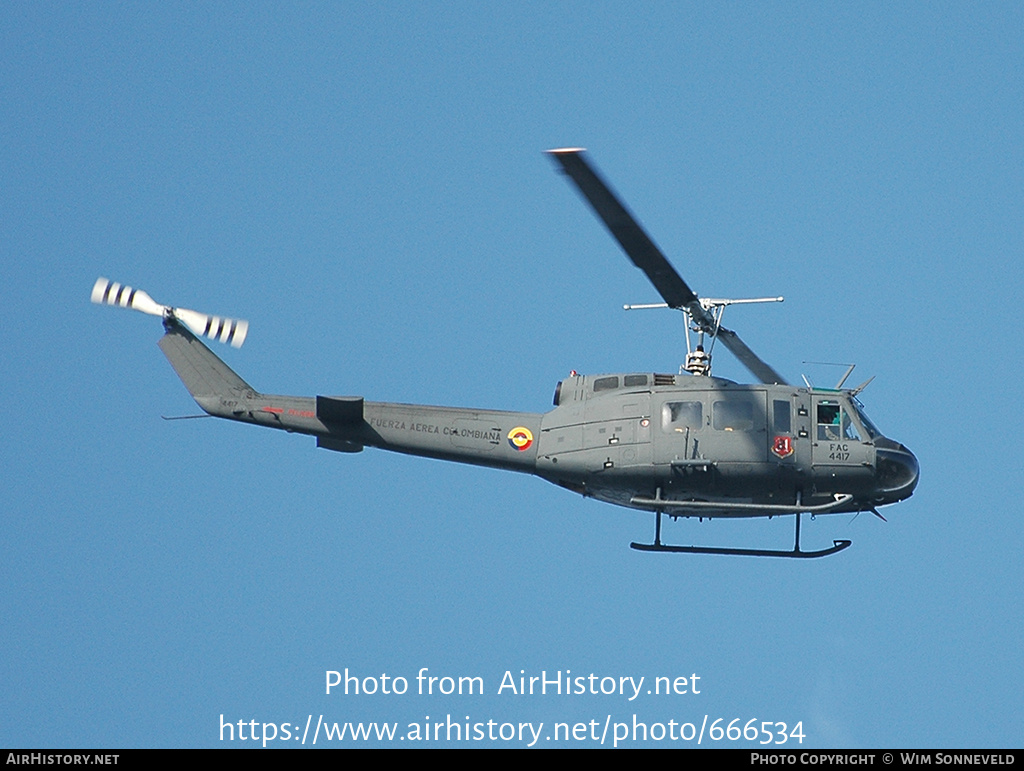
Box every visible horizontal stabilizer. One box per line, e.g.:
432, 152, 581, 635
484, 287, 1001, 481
317, 396, 364, 425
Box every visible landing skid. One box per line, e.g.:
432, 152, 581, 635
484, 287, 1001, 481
630, 539, 852, 559
631, 491, 853, 559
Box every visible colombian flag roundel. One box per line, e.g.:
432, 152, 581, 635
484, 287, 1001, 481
508, 426, 534, 451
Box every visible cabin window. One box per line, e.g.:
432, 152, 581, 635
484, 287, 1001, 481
623, 374, 648, 387
662, 401, 703, 432
773, 400, 791, 434
714, 400, 755, 431
593, 376, 618, 392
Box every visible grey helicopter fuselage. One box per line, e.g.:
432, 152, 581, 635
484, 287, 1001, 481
160, 322, 918, 519
538, 370, 918, 516
97, 149, 920, 556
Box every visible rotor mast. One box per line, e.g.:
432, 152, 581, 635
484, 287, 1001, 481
547, 148, 789, 385
624, 296, 784, 376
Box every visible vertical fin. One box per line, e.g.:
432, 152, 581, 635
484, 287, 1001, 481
157, 321, 255, 400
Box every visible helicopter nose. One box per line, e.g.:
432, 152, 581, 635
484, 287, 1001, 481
876, 444, 919, 501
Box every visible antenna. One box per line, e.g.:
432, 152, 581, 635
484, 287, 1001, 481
802, 361, 860, 390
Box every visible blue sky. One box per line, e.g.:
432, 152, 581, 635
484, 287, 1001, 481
3, 3, 1022, 748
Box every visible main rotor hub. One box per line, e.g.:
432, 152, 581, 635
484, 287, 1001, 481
684, 345, 711, 376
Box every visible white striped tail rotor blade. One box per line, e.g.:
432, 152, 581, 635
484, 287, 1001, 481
172, 307, 249, 348
91, 277, 166, 317
92, 277, 248, 347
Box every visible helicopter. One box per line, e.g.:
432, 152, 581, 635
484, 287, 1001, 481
92, 148, 918, 558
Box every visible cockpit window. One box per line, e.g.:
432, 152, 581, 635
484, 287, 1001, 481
850, 399, 881, 439
816, 400, 860, 441
623, 374, 648, 387
593, 376, 618, 392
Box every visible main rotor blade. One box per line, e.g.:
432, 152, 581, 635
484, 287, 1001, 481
546, 148, 697, 309
548, 149, 788, 385
715, 326, 787, 385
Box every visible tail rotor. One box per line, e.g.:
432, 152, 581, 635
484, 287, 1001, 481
91, 277, 249, 348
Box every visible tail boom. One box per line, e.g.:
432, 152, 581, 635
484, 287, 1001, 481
157, 321, 542, 474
